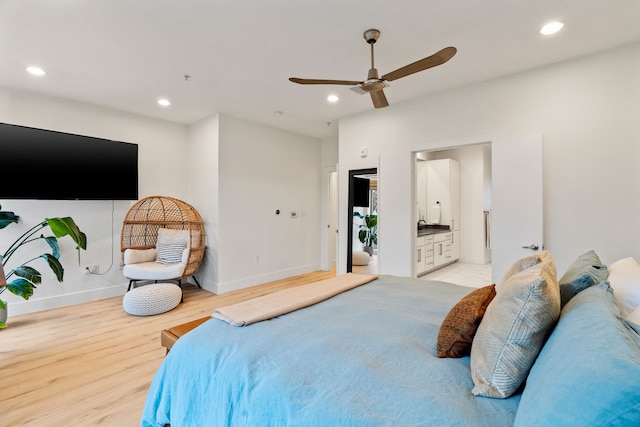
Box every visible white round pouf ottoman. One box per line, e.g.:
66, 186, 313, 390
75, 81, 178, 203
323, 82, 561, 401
123, 283, 182, 316
352, 251, 371, 266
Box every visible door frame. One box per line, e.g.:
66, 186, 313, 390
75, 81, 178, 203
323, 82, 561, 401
347, 167, 377, 272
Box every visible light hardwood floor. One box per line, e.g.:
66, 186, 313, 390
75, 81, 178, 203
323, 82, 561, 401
0, 270, 337, 426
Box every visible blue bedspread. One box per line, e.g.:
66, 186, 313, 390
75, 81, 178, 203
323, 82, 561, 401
141, 275, 520, 426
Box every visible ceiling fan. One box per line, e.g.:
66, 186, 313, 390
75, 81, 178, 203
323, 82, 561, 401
289, 29, 457, 109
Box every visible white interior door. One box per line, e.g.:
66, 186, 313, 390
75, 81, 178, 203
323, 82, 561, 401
321, 168, 338, 271
491, 133, 543, 284
328, 171, 337, 269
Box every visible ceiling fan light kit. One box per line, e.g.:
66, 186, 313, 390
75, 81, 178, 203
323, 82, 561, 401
289, 28, 457, 109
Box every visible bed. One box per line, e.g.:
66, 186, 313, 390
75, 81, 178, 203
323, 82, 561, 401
141, 251, 640, 427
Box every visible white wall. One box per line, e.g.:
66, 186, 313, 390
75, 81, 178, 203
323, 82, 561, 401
213, 115, 323, 293
0, 87, 189, 315
337, 41, 640, 278
187, 114, 220, 289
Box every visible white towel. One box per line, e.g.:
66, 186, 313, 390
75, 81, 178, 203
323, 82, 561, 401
430, 204, 441, 224
213, 273, 378, 326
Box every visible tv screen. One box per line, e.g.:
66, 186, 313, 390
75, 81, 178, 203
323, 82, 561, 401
0, 122, 138, 200
353, 177, 370, 208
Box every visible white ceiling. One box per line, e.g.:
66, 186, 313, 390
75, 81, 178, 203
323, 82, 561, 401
2, 1, 640, 140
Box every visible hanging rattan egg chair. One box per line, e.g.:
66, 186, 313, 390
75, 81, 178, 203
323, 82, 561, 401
120, 196, 205, 289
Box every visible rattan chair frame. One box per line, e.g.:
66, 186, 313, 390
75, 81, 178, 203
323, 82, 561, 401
121, 196, 205, 288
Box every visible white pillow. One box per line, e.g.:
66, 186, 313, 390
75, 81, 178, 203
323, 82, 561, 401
607, 257, 640, 316
124, 248, 157, 265
157, 228, 190, 246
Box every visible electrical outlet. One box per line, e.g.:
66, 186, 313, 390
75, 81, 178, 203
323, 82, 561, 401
84, 264, 99, 274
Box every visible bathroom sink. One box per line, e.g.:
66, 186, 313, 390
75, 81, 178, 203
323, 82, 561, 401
417, 224, 450, 236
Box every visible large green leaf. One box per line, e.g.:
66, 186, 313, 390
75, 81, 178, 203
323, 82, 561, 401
0, 210, 20, 230
41, 254, 65, 282
46, 217, 87, 250
365, 215, 377, 229
6, 278, 35, 300
44, 236, 61, 259
13, 265, 42, 285
0, 299, 5, 329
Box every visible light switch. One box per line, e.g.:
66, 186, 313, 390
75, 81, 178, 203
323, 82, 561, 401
360, 146, 368, 158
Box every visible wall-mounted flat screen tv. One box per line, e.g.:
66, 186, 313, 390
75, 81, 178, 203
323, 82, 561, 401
353, 176, 370, 208
0, 122, 138, 200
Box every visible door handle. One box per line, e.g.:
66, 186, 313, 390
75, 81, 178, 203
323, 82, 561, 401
522, 244, 539, 250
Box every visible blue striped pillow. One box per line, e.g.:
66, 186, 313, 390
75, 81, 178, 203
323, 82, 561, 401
471, 258, 560, 398
156, 243, 186, 265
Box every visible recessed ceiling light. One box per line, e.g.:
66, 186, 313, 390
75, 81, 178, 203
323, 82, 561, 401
273, 110, 284, 116
26, 66, 46, 76
540, 21, 564, 35
327, 94, 339, 103
157, 98, 171, 107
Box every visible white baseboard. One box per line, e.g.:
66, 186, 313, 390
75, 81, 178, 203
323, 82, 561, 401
6, 285, 126, 316
209, 264, 320, 295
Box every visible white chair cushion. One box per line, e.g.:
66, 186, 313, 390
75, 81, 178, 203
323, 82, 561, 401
123, 283, 182, 316
124, 248, 157, 265
123, 261, 186, 281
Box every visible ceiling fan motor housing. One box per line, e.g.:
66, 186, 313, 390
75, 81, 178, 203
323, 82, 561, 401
362, 68, 385, 92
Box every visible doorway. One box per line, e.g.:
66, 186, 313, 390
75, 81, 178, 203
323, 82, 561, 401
415, 144, 492, 278
413, 133, 543, 283
347, 168, 378, 273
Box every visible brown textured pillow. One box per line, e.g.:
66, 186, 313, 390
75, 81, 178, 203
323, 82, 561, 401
437, 284, 497, 358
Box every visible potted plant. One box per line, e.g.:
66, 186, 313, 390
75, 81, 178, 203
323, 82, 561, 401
353, 211, 377, 255
0, 205, 87, 328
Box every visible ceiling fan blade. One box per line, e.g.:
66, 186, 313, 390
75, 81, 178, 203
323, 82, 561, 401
289, 77, 361, 85
370, 90, 389, 109
381, 46, 457, 82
